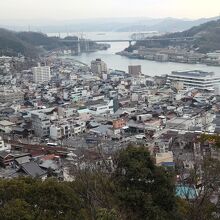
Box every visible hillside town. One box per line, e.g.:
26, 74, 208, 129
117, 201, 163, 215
0, 54, 219, 184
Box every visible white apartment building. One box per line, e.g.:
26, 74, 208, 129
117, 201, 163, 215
31, 108, 58, 137
167, 70, 220, 90
50, 123, 71, 140
31, 112, 51, 137
91, 58, 107, 76
50, 121, 86, 140
32, 64, 51, 84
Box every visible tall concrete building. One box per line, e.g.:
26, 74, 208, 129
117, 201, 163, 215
32, 64, 51, 84
128, 65, 142, 75
91, 58, 107, 76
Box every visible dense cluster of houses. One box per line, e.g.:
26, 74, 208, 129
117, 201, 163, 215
0, 55, 219, 182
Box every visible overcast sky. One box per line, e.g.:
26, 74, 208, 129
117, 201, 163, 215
0, 0, 219, 22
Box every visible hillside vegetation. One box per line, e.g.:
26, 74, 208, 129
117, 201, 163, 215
135, 19, 220, 53
0, 145, 219, 220
0, 28, 65, 57
167, 19, 220, 53
0, 146, 181, 220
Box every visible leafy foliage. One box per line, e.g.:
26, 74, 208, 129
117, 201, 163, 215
113, 146, 178, 220
0, 146, 200, 220
200, 134, 220, 148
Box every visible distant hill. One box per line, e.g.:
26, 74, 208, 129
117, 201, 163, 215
1, 16, 218, 33
16, 32, 63, 50
0, 29, 69, 57
0, 28, 38, 57
0, 28, 106, 57
166, 19, 220, 53
134, 19, 220, 53
116, 17, 219, 32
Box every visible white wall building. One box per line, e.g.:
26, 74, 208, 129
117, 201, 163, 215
32, 64, 51, 84
50, 121, 86, 140
89, 100, 114, 115
31, 113, 51, 137
0, 136, 10, 151
167, 70, 220, 90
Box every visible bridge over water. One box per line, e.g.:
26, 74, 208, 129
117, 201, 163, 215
61, 37, 196, 44
60, 36, 197, 54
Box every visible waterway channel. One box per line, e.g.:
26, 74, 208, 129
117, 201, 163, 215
50, 32, 220, 76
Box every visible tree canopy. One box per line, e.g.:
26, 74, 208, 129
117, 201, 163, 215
0, 145, 209, 220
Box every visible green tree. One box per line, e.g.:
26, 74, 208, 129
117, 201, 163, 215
96, 208, 118, 220
0, 177, 82, 220
113, 145, 179, 220
28, 179, 81, 219
72, 170, 119, 220
0, 199, 34, 220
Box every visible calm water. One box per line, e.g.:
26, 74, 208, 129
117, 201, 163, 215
49, 32, 220, 76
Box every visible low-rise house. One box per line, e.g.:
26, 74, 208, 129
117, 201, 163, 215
155, 151, 174, 165
31, 108, 57, 137
50, 120, 86, 140
15, 156, 31, 166
0, 120, 15, 133
136, 114, 153, 122
166, 117, 195, 130
154, 135, 173, 153
89, 100, 114, 115
20, 161, 47, 178
0, 151, 14, 167
112, 118, 126, 129
0, 87, 24, 103
0, 136, 10, 152
90, 124, 113, 137
78, 108, 91, 121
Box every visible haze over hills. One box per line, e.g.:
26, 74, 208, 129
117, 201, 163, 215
0, 16, 218, 33
115, 17, 219, 32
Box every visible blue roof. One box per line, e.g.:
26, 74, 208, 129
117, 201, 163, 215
161, 162, 175, 167
176, 185, 198, 200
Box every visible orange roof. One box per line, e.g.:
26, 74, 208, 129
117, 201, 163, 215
41, 154, 58, 161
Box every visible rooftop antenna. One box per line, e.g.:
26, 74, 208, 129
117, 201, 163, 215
66, 26, 69, 37
80, 32, 83, 40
